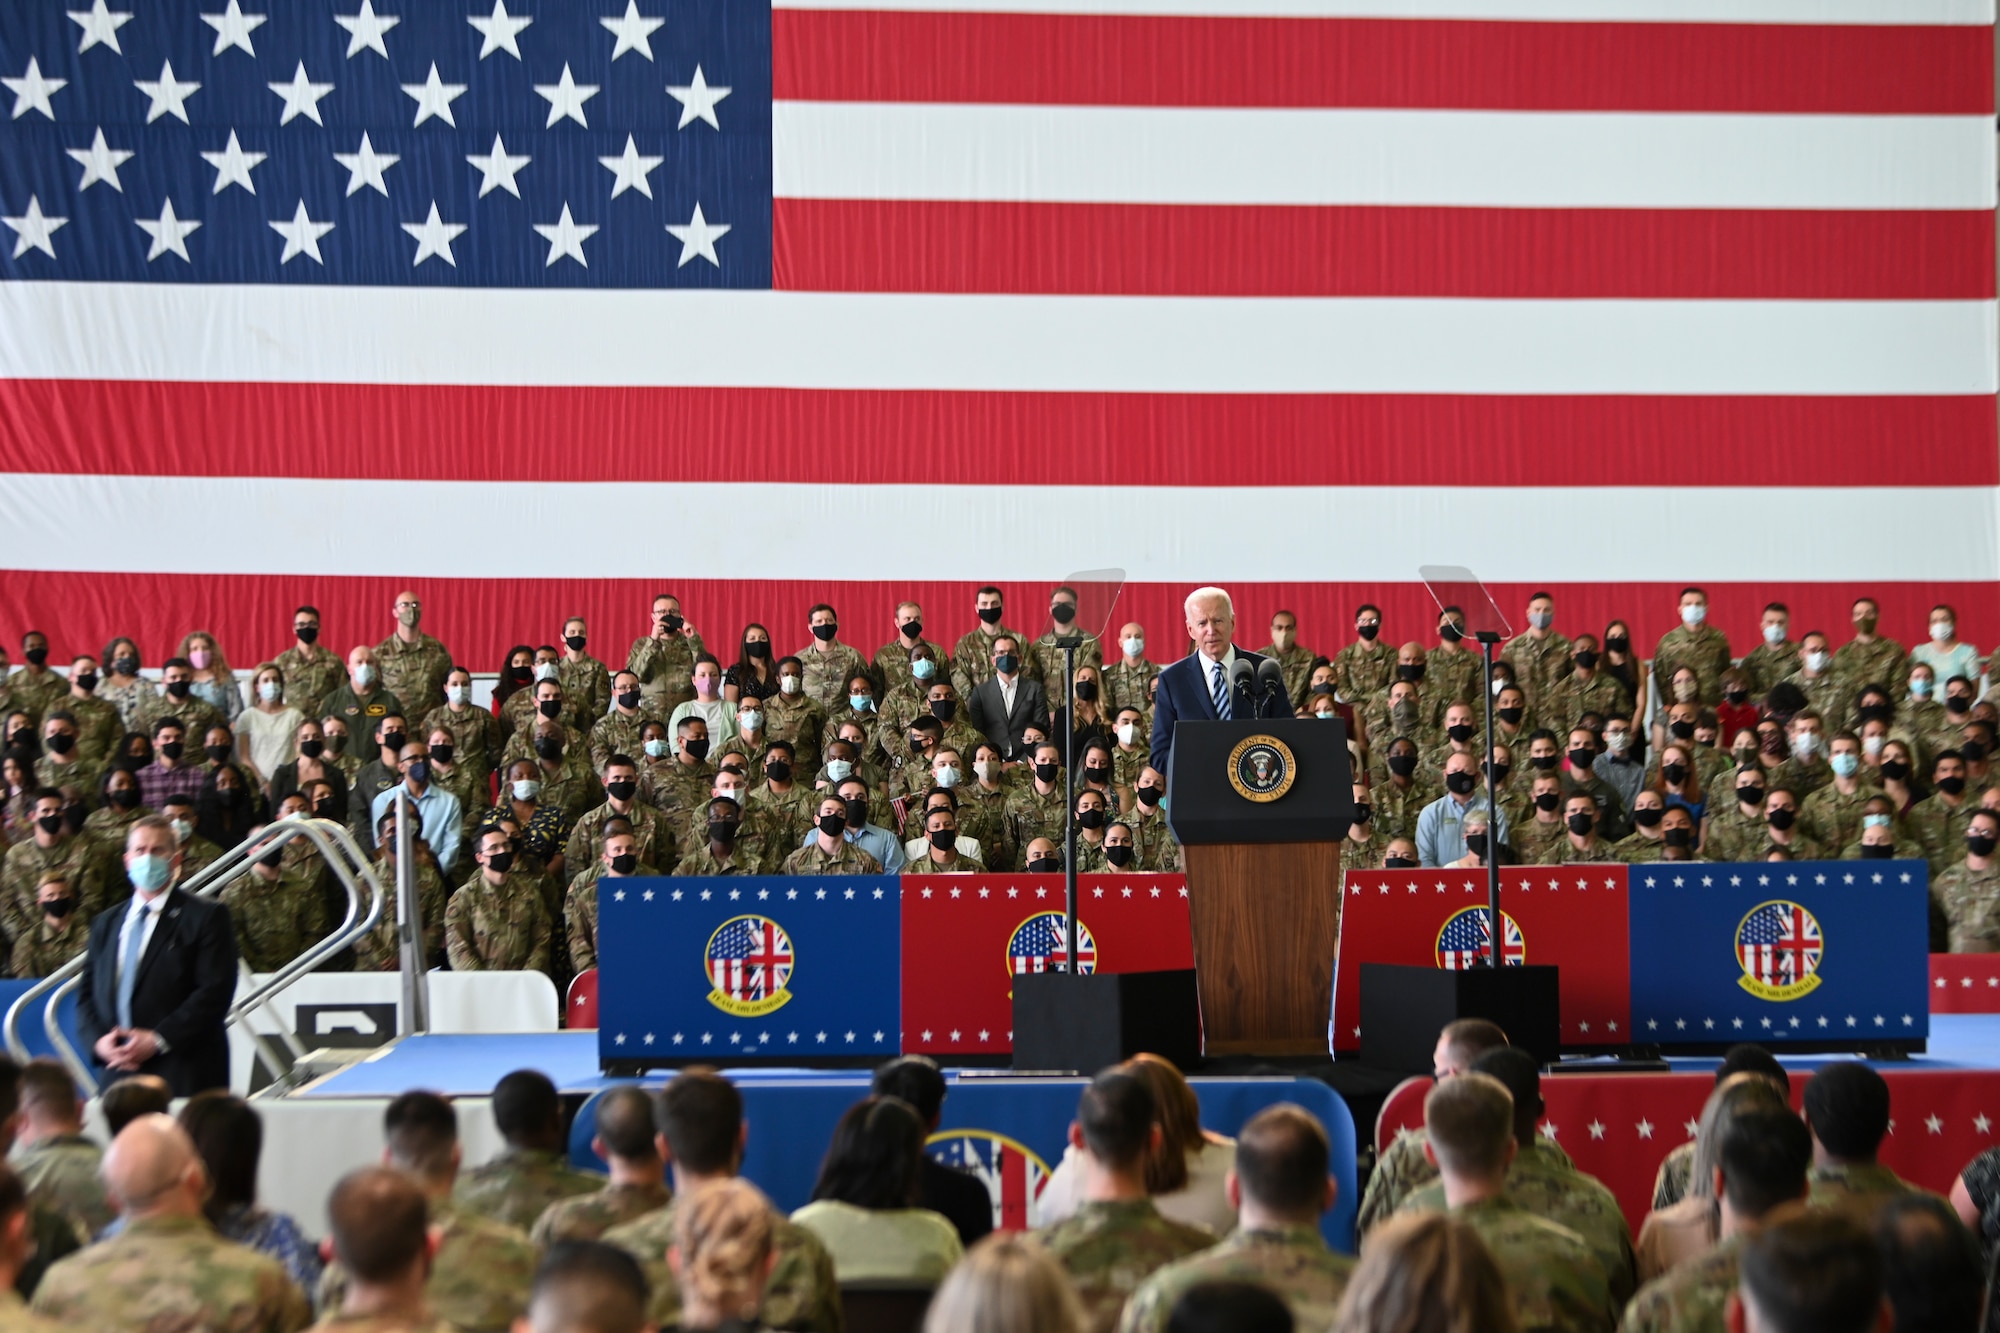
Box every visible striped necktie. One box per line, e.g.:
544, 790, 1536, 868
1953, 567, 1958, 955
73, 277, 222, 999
1210, 659, 1230, 720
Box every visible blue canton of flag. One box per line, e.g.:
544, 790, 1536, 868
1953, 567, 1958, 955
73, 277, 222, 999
0, 0, 770, 287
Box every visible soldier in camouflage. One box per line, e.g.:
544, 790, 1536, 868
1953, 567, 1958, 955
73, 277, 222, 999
532, 1086, 672, 1249
454, 1070, 605, 1232
603, 1070, 842, 1332
446, 827, 552, 973
1120, 1105, 1354, 1333
313, 1166, 459, 1333
33, 1114, 311, 1333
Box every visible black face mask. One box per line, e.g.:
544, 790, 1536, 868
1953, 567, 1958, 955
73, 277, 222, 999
927, 828, 956, 851
1072, 680, 1098, 703
978, 606, 1004, 625
1939, 776, 1968, 796
23, 649, 47, 667
538, 699, 562, 719
1664, 827, 1693, 849
1573, 651, 1598, 671
165, 679, 192, 699
1632, 806, 1664, 828
73, 672, 97, 693
1444, 771, 1476, 796
1860, 843, 1896, 859
1357, 623, 1380, 641
108, 786, 139, 810
1465, 831, 1488, 857
683, 738, 710, 761
1135, 785, 1160, 807
314, 799, 338, 819
1397, 663, 1425, 682
1880, 761, 1909, 782
1028, 856, 1061, 873
295, 625, 319, 644
811, 623, 838, 642
1568, 748, 1595, 770
534, 737, 564, 761
611, 852, 639, 873
510, 664, 533, 683
380, 730, 406, 752
160, 740, 184, 761
1567, 812, 1595, 836
1529, 754, 1558, 771
818, 812, 847, 838
299, 739, 324, 759
606, 779, 637, 802
1767, 807, 1796, 830
1387, 754, 1418, 778
41, 897, 74, 919
1603, 636, 1629, 654
709, 821, 740, 846
1661, 763, 1688, 786
1105, 843, 1135, 867
930, 700, 957, 723
842, 797, 868, 829
485, 849, 514, 874
1970, 834, 1999, 858
1949, 696, 1974, 716
1496, 707, 1523, 726
1385, 855, 1418, 869
112, 655, 139, 675
1033, 761, 1059, 784
765, 759, 792, 783
995, 654, 1021, 676
205, 743, 231, 764
565, 635, 587, 652
1447, 724, 1474, 744
1535, 791, 1561, 812
1077, 808, 1106, 829
45, 733, 74, 755
35, 813, 63, 835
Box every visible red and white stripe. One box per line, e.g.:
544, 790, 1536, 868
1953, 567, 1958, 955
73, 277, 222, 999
2, 1, 1993, 663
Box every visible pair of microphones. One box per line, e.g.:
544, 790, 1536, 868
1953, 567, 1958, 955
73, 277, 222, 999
1230, 656, 1288, 716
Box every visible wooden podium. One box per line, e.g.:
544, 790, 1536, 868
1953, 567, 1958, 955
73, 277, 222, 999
1167, 719, 1354, 1056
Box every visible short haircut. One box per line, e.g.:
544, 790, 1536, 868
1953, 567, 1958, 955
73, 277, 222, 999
1423, 1073, 1514, 1177
383, 1090, 458, 1179
529, 1241, 650, 1333
593, 1086, 659, 1162
1803, 1063, 1892, 1161
1717, 1043, 1791, 1092
1165, 1281, 1295, 1333
1718, 1105, 1811, 1217
1739, 1211, 1884, 1333
1232, 1104, 1330, 1216
327, 1166, 430, 1284
1874, 1194, 1984, 1333
871, 1056, 947, 1124
1439, 1018, 1508, 1070
101, 1074, 172, 1136
1077, 1070, 1157, 1172
492, 1069, 562, 1144
656, 1069, 743, 1175
1467, 1048, 1542, 1145
810, 1096, 925, 1210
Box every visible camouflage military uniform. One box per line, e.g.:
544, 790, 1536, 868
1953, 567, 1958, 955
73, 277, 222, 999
1807, 1162, 1924, 1224
321, 1197, 534, 1333
563, 862, 660, 971
1545, 674, 1634, 740
274, 644, 348, 726
762, 693, 828, 774
1739, 641, 1801, 699
558, 652, 612, 727
9, 913, 88, 978
1118, 1225, 1353, 1333
1799, 780, 1879, 856
1032, 631, 1104, 714
564, 801, 675, 876
1652, 625, 1734, 706
531, 1179, 671, 1249
375, 633, 454, 717
797, 642, 869, 715
1618, 1231, 1740, 1333
1832, 636, 1907, 697
1359, 1131, 1575, 1238
1403, 1155, 1635, 1306
1938, 860, 2000, 951
32, 1212, 310, 1332
1333, 638, 1396, 703
221, 863, 320, 973
422, 703, 505, 782
780, 839, 882, 876
1103, 658, 1161, 718
64, 694, 122, 767
445, 872, 552, 972
626, 630, 706, 713
1, 836, 103, 943
13, 1133, 112, 1241
1454, 1195, 1616, 1333
1034, 1199, 1215, 1333
1909, 794, 1977, 876
455, 1147, 606, 1233
1006, 782, 1070, 855
588, 708, 657, 777
352, 856, 448, 971
317, 683, 406, 737
604, 1194, 842, 1333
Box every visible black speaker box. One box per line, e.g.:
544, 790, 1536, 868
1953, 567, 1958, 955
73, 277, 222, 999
1359, 963, 1561, 1071
1011, 970, 1201, 1073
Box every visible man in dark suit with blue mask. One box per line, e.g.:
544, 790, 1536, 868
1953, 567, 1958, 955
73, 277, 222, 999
1149, 586, 1290, 782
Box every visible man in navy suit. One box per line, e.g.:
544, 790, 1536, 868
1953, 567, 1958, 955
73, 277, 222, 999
76, 815, 238, 1095
1149, 586, 1290, 780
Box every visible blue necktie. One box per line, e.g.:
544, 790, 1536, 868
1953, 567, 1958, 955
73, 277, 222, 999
1210, 660, 1230, 721
116, 905, 146, 1029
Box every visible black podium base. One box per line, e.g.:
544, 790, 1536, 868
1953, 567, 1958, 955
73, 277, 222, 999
1011, 970, 1200, 1073
1359, 964, 1561, 1072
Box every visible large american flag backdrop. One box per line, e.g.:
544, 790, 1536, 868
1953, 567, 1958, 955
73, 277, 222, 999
0, 0, 1994, 667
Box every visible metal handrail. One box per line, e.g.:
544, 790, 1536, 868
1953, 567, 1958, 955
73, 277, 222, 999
5, 817, 385, 1095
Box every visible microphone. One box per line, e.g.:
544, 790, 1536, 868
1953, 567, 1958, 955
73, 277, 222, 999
1229, 658, 1255, 716
1255, 657, 1288, 716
